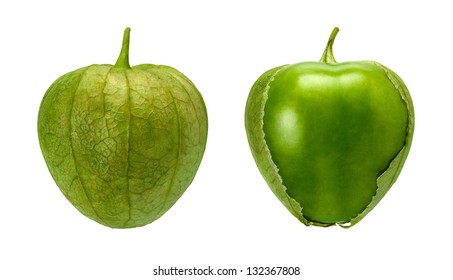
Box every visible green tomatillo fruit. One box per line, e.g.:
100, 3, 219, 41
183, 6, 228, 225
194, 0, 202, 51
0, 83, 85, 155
38, 28, 208, 228
245, 27, 414, 228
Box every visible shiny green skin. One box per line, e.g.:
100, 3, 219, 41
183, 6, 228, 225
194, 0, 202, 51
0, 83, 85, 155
245, 28, 414, 227
38, 28, 208, 228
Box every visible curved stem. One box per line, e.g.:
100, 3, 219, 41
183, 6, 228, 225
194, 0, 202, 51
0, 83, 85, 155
320, 27, 339, 64
114, 27, 131, 69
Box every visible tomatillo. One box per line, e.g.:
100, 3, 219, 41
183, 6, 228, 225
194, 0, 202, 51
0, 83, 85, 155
245, 27, 414, 228
38, 28, 208, 228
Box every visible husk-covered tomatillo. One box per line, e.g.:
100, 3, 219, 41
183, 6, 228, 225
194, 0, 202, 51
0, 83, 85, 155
38, 28, 208, 228
245, 27, 414, 228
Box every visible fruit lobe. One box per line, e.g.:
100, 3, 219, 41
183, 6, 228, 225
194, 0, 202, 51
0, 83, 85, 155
38, 28, 208, 228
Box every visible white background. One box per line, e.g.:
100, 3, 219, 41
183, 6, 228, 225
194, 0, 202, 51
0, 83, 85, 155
1, 1, 452, 279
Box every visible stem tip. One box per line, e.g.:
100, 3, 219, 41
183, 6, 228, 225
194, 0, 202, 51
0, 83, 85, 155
114, 27, 131, 69
320, 27, 340, 64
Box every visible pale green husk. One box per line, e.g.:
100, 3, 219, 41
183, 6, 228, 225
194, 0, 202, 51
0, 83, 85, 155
38, 64, 208, 228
